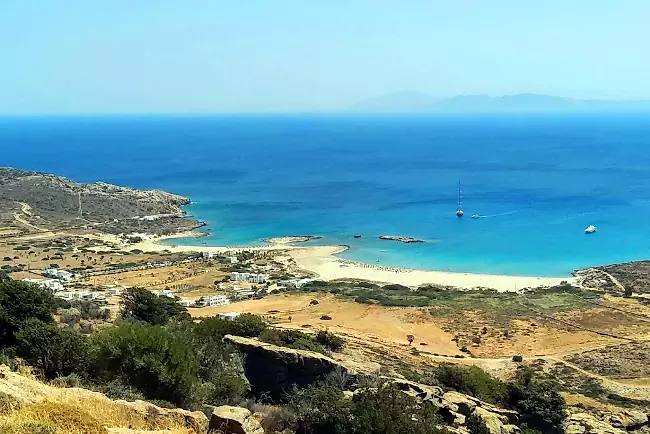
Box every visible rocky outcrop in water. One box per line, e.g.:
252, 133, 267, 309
378, 235, 424, 243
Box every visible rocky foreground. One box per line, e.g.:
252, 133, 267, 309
1, 336, 648, 434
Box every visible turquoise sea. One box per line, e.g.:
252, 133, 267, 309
2, 113, 650, 277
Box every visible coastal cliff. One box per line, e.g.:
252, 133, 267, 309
0, 167, 203, 236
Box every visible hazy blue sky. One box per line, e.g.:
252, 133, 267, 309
2, 1, 649, 113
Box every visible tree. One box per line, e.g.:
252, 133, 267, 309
407, 334, 414, 345
16, 319, 90, 379
120, 287, 189, 325
89, 322, 200, 407
0, 270, 9, 282
0, 279, 55, 349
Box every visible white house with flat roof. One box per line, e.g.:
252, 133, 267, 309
22, 278, 64, 292
43, 268, 74, 281
231, 272, 267, 284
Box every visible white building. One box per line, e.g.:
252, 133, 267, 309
177, 299, 196, 307
152, 289, 174, 298
198, 295, 231, 307
218, 312, 241, 320
232, 288, 255, 299
43, 268, 74, 281
107, 288, 124, 296
279, 278, 314, 289
231, 272, 267, 284
22, 278, 65, 292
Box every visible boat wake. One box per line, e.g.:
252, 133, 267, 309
474, 210, 518, 219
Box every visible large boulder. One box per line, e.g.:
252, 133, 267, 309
474, 406, 513, 434
564, 413, 626, 434
208, 406, 264, 434
224, 334, 349, 395
608, 410, 649, 431
442, 391, 478, 416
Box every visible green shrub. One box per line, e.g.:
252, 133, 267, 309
507, 367, 566, 433
0, 280, 55, 349
120, 287, 189, 325
16, 320, 90, 380
259, 329, 326, 354
314, 330, 345, 352
292, 386, 444, 434
467, 413, 490, 434
434, 364, 508, 405
89, 322, 200, 407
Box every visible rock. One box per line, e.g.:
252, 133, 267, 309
442, 391, 478, 416
439, 408, 466, 428
208, 406, 264, 434
500, 425, 521, 434
564, 413, 626, 434
474, 406, 509, 434
388, 378, 443, 402
608, 410, 649, 430
379, 235, 425, 243
224, 334, 349, 396
116, 400, 208, 433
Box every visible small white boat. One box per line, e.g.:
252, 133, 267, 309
472, 214, 480, 219
585, 225, 596, 234
456, 181, 464, 217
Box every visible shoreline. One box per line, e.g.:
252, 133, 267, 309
119, 231, 575, 292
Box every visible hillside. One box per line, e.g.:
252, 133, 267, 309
0, 167, 204, 236
352, 93, 650, 113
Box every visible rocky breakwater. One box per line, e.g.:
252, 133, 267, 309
379, 235, 425, 243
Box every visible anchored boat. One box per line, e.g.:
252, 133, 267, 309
585, 225, 596, 234
456, 181, 464, 217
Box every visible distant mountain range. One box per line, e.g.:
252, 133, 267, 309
352, 92, 650, 113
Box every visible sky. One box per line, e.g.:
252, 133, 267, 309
2, 1, 650, 114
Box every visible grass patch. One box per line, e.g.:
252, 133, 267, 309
0, 397, 194, 434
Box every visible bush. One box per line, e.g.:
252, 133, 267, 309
434, 364, 508, 405
320, 315, 332, 321
512, 355, 524, 363
314, 330, 345, 352
292, 386, 444, 434
89, 322, 200, 407
171, 320, 250, 405
259, 329, 326, 354
15, 320, 90, 380
120, 287, 189, 325
467, 413, 491, 434
507, 367, 566, 433
0, 280, 56, 349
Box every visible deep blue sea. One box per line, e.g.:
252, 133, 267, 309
2, 113, 650, 277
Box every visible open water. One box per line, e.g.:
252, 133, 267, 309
2, 113, 650, 276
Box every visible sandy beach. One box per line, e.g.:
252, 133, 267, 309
113, 232, 576, 292
288, 245, 574, 292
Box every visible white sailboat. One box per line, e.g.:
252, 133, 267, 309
456, 181, 464, 217
585, 225, 596, 234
